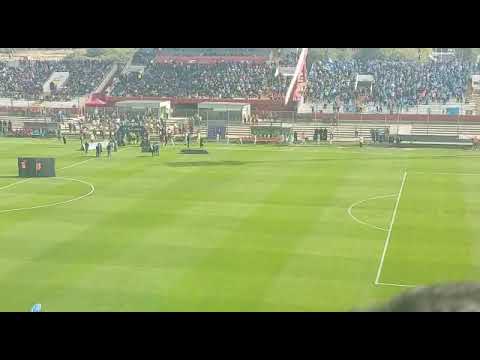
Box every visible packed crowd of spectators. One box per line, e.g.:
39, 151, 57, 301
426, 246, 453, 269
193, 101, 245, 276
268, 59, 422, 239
0, 60, 50, 99
307, 59, 480, 110
0, 59, 112, 100
111, 62, 289, 100
158, 48, 271, 56
278, 49, 299, 66
51, 59, 112, 100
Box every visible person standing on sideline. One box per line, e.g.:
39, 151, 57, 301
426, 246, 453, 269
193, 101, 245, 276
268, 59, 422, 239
96, 143, 100, 158
359, 136, 364, 148
187, 132, 190, 148
216, 131, 220, 143
62, 135, 67, 145
84, 142, 89, 154
107, 142, 112, 159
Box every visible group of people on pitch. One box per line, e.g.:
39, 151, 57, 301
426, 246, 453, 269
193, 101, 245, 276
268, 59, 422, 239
82, 139, 117, 159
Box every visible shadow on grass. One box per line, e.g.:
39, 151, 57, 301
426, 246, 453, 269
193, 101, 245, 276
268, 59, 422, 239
167, 160, 247, 167
0, 175, 19, 179
166, 153, 480, 168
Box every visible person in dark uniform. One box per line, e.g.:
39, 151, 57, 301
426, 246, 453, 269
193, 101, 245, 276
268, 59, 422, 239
84, 142, 89, 154
62, 135, 67, 145
96, 143, 100, 158
107, 142, 112, 159
186, 132, 190, 148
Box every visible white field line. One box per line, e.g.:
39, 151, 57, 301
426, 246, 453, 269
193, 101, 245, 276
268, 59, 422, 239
0, 147, 128, 191
58, 158, 93, 170
0, 146, 131, 210
376, 282, 417, 288
347, 194, 396, 232
0, 178, 31, 192
374, 171, 408, 285
412, 171, 480, 176
0, 177, 94, 214
58, 145, 129, 170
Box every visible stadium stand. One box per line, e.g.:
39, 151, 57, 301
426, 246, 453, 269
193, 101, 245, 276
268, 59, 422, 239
110, 62, 289, 100
306, 59, 480, 112
0, 59, 112, 100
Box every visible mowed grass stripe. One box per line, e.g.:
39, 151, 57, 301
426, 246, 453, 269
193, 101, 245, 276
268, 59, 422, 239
380, 169, 475, 286
2, 138, 480, 310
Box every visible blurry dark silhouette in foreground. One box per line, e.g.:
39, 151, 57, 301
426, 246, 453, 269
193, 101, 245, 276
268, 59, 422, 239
366, 283, 480, 312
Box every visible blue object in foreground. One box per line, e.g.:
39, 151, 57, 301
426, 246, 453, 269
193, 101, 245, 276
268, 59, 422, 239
31, 304, 42, 312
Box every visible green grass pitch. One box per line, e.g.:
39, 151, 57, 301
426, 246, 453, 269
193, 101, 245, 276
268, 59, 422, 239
1, 137, 480, 311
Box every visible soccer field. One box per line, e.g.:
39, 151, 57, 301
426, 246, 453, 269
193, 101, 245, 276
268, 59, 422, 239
1, 138, 480, 311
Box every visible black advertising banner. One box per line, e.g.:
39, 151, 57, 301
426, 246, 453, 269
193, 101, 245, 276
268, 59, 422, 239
18, 158, 55, 178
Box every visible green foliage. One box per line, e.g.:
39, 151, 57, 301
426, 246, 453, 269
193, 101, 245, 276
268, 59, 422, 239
354, 48, 383, 60
309, 48, 355, 63
67, 48, 136, 62
86, 48, 106, 57
455, 48, 477, 62
309, 48, 433, 62
355, 48, 433, 61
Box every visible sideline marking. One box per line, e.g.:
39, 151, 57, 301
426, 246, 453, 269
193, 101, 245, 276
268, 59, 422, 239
374, 171, 408, 286
347, 194, 395, 232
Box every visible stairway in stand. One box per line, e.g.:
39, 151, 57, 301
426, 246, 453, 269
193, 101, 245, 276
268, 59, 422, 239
471, 92, 480, 115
